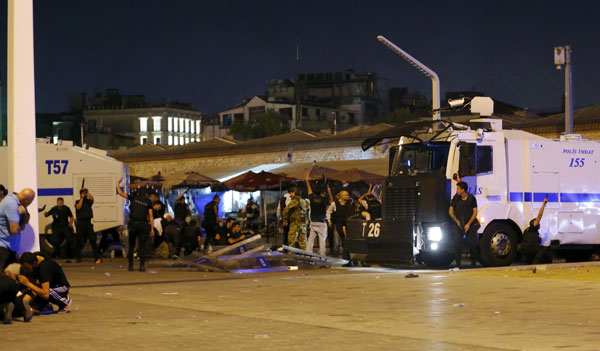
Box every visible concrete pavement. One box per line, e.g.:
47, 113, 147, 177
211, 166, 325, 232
2, 258, 600, 350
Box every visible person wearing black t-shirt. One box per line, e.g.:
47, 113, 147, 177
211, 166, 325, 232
215, 217, 235, 246
174, 189, 191, 227
326, 190, 354, 261
521, 197, 553, 264
150, 193, 166, 247
75, 188, 100, 264
18, 252, 71, 313
449, 181, 480, 268
44, 197, 75, 259
117, 178, 154, 272
241, 198, 259, 231
182, 219, 202, 256
226, 222, 253, 245
306, 180, 330, 256
357, 185, 382, 220
202, 195, 220, 253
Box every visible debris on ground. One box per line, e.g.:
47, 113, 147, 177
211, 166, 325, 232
405, 273, 419, 278
453, 303, 465, 307
175, 235, 349, 274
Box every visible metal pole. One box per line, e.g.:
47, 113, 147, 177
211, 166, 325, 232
377, 35, 441, 121
564, 46, 573, 134
7, 0, 40, 252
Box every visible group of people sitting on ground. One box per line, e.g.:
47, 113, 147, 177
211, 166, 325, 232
125, 188, 258, 261
1, 251, 71, 325
277, 180, 382, 265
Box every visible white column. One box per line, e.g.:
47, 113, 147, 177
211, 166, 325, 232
7, 0, 40, 252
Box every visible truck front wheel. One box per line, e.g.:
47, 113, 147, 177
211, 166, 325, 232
479, 222, 518, 266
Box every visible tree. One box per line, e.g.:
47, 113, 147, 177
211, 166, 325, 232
228, 117, 253, 139
228, 109, 290, 139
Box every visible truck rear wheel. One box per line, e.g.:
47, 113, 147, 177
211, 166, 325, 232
420, 251, 454, 268
479, 222, 517, 266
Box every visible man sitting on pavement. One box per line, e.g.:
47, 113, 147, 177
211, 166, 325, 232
521, 196, 553, 264
226, 221, 254, 245
18, 251, 71, 314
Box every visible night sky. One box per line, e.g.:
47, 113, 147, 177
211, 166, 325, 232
2, 0, 600, 114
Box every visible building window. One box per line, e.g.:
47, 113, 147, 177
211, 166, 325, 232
223, 114, 232, 127
179, 136, 184, 145
168, 117, 173, 132
316, 109, 321, 117
152, 116, 162, 132
139, 117, 148, 132
302, 108, 308, 117
168, 135, 173, 145
196, 120, 201, 135
348, 113, 355, 124
190, 120, 195, 134
185, 119, 190, 133
140, 136, 147, 145
179, 118, 184, 133
153, 135, 161, 144
185, 137, 189, 144
173, 117, 179, 132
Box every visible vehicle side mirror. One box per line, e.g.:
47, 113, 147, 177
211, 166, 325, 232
452, 173, 459, 181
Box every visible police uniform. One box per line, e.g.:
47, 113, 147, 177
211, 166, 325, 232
75, 196, 99, 262
47, 204, 75, 258
127, 195, 153, 271
202, 200, 219, 252
282, 195, 309, 250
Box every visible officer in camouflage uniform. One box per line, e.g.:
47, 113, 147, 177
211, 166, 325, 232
282, 187, 309, 250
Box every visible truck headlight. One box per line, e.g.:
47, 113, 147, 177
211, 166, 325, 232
426, 226, 443, 241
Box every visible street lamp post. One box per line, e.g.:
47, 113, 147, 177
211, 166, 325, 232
554, 45, 573, 134
377, 35, 441, 121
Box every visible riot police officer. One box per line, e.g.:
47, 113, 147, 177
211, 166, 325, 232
117, 178, 154, 272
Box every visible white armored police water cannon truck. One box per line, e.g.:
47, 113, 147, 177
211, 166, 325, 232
0, 139, 128, 251
347, 96, 600, 267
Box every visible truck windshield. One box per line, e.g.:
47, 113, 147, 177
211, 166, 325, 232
391, 142, 450, 175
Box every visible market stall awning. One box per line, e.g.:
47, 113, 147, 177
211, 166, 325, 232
326, 168, 387, 184
162, 171, 219, 189
223, 171, 292, 191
